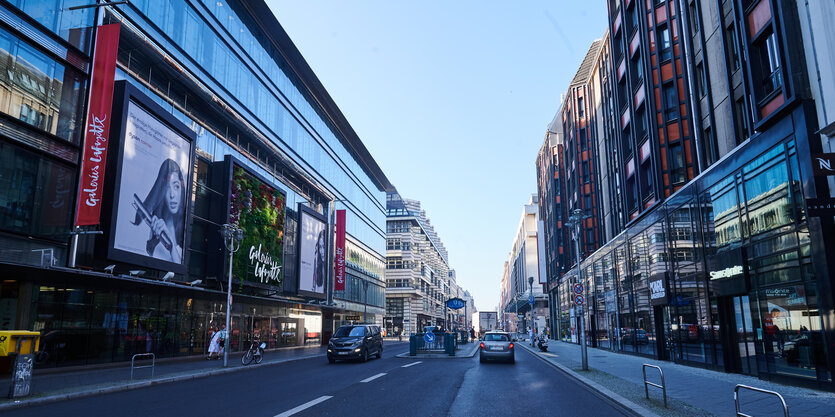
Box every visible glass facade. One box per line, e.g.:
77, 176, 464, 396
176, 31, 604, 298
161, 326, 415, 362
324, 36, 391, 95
24, 282, 321, 368
124, 0, 386, 255
0, 0, 390, 368
554, 138, 831, 385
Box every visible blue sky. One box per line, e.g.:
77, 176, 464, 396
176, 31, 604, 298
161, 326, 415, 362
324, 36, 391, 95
268, 1, 609, 311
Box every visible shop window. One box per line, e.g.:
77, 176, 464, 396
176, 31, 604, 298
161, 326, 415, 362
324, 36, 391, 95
758, 283, 830, 381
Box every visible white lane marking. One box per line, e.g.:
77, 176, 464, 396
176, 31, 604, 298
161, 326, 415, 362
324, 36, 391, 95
401, 361, 423, 368
360, 372, 387, 383
274, 396, 332, 417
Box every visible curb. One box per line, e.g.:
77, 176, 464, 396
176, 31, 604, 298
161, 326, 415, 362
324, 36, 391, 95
0, 353, 323, 411
518, 344, 661, 417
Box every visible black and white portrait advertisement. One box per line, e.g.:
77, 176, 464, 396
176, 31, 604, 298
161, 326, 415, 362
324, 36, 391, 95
112, 101, 191, 265
298, 209, 327, 295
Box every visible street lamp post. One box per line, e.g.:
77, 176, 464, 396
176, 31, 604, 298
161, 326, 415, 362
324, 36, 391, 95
567, 209, 588, 371
362, 278, 369, 323
220, 223, 244, 368
528, 276, 534, 346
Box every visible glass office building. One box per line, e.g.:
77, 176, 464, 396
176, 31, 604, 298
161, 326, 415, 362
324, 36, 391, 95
0, 0, 389, 368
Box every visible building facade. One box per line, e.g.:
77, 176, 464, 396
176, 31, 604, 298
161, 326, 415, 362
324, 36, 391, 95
384, 192, 458, 335
539, 0, 835, 390
0, 0, 389, 368
501, 195, 549, 334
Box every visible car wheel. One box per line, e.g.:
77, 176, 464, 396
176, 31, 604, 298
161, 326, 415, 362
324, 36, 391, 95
328, 356, 335, 364
376, 346, 382, 359
362, 348, 369, 362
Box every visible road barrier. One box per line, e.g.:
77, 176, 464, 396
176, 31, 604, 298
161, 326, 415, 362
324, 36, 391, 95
734, 384, 789, 417
642, 363, 667, 407
410, 333, 456, 356
130, 353, 155, 381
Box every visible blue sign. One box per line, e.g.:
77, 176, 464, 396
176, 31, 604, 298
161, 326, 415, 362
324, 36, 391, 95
424, 331, 435, 343
446, 298, 466, 310
529, 295, 535, 305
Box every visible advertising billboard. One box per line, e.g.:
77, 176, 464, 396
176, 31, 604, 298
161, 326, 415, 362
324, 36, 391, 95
76, 23, 120, 226
227, 160, 286, 287
297, 204, 328, 299
106, 82, 195, 273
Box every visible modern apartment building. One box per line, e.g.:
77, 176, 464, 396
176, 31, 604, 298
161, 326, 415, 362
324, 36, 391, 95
385, 192, 463, 335
501, 195, 548, 334
0, 0, 390, 367
538, 0, 835, 390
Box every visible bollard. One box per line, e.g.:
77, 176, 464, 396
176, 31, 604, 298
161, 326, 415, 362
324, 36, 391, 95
409, 334, 416, 356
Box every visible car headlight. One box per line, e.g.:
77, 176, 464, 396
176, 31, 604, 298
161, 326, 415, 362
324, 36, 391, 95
354, 347, 361, 352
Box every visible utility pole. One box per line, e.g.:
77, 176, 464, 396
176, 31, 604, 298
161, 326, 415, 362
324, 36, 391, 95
567, 208, 588, 371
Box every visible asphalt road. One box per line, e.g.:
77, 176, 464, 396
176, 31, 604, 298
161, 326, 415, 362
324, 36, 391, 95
6, 342, 628, 417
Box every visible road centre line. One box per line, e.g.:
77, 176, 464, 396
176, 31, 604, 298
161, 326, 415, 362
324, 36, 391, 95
360, 372, 387, 383
401, 361, 422, 368
274, 395, 332, 417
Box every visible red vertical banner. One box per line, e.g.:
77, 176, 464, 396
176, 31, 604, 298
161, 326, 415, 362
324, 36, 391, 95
334, 209, 346, 291
75, 23, 121, 226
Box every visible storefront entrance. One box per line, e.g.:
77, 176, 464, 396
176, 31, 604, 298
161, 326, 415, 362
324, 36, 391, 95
718, 296, 758, 376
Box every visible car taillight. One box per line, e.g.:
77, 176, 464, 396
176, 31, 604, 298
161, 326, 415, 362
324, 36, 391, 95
509, 343, 514, 349
480, 342, 485, 349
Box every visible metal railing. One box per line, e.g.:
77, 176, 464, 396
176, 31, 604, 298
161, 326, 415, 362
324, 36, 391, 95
642, 363, 667, 407
734, 384, 790, 417
130, 353, 155, 381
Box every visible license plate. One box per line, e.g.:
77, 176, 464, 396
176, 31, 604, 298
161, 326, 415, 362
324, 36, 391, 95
490, 346, 503, 351
338, 351, 351, 355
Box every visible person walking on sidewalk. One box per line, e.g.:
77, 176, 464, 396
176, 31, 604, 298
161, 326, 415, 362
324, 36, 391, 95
207, 324, 227, 360
529, 326, 535, 346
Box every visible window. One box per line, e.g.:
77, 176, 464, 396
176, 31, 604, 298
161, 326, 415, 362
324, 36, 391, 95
726, 24, 741, 71
629, 6, 639, 35
756, 32, 782, 98
688, 1, 700, 36
578, 97, 585, 118
660, 27, 672, 61
664, 84, 679, 120
734, 98, 750, 144
696, 63, 707, 98
670, 142, 686, 184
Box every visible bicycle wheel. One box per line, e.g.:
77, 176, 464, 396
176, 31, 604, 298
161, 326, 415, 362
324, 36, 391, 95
241, 349, 253, 365
254, 349, 263, 364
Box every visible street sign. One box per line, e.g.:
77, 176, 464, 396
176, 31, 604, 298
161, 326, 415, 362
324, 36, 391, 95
528, 295, 535, 305
573, 283, 584, 294
345, 315, 361, 321
574, 294, 585, 305
424, 331, 435, 343
446, 298, 466, 310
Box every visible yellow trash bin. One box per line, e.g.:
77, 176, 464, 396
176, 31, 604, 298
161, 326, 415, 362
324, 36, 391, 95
0, 331, 41, 356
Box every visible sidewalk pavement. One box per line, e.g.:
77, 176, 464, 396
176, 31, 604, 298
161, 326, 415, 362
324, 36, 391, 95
518, 340, 835, 417
0, 344, 336, 410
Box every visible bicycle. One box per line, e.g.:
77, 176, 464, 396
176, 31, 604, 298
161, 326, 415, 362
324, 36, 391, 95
241, 337, 266, 365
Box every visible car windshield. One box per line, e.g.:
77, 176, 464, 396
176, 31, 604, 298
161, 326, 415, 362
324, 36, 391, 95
334, 326, 366, 337
484, 334, 509, 342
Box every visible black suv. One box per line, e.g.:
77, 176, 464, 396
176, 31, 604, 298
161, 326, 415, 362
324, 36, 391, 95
327, 324, 383, 363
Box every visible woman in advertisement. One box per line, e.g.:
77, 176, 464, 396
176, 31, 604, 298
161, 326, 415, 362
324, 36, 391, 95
131, 158, 185, 263
312, 228, 326, 292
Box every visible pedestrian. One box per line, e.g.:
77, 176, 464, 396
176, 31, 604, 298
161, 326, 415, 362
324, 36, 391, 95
529, 326, 535, 346
207, 324, 227, 360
